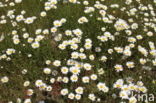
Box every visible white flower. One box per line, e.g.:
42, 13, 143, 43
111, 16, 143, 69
137, 81, 144, 86
139, 58, 147, 65
85, 39, 92, 43
138, 46, 148, 57
35, 35, 44, 42
89, 55, 95, 60
43, 68, 51, 74
126, 62, 134, 68
84, 7, 95, 13
108, 49, 113, 54
23, 33, 29, 38
123, 49, 132, 56
114, 64, 123, 72
113, 79, 124, 88
39, 83, 47, 90
83, 0, 89, 5
97, 82, 109, 92
50, 78, 55, 83
69, 0, 77, 3
23, 81, 30, 87
21, 69, 27, 74
114, 47, 123, 53
70, 66, 80, 75
100, 56, 107, 62
99, 10, 106, 16
150, 50, 156, 57
26, 89, 34, 96
114, 19, 129, 31
46, 86, 52, 91
129, 97, 137, 103
53, 20, 62, 27
70, 75, 78, 82
128, 84, 136, 90
152, 59, 156, 66
35, 29, 42, 34
70, 44, 78, 50
98, 68, 105, 75
65, 30, 72, 36
16, 15, 24, 22
61, 88, 69, 95
53, 60, 61, 67
119, 91, 129, 99
60, 18, 67, 23
43, 29, 49, 34
61, 67, 69, 74
1, 76, 9, 83
40, 11, 47, 17
6, 48, 16, 55
31, 42, 40, 49
131, 23, 138, 29
58, 44, 66, 50
75, 94, 81, 100
17, 98, 22, 103
24, 17, 35, 24
78, 16, 88, 24
68, 93, 75, 99
128, 37, 136, 43
82, 76, 90, 83
84, 43, 92, 49
147, 31, 153, 37
15, 0, 22, 3
75, 87, 84, 94
27, 38, 34, 43
73, 29, 83, 37
83, 63, 92, 70
62, 77, 69, 83
102, 17, 109, 23
35, 80, 43, 87
79, 48, 84, 52
24, 99, 31, 103
139, 86, 147, 93
50, 0, 57, 4
45, 60, 51, 65
57, 76, 62, 82
71, 52, 79, 59
121, 85, 129, 91
88, 94, 96, 101
79, 53, 86, 59
90, 74, 97, 80
50, 27, 57, 33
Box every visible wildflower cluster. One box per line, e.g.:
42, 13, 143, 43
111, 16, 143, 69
0, 0, 156, 103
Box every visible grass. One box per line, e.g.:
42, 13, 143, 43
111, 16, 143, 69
0, 0, 156, 102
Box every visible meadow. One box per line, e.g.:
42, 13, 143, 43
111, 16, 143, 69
0, 0, 156, 103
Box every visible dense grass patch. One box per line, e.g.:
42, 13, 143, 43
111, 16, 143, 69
0, 0, 156, 103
